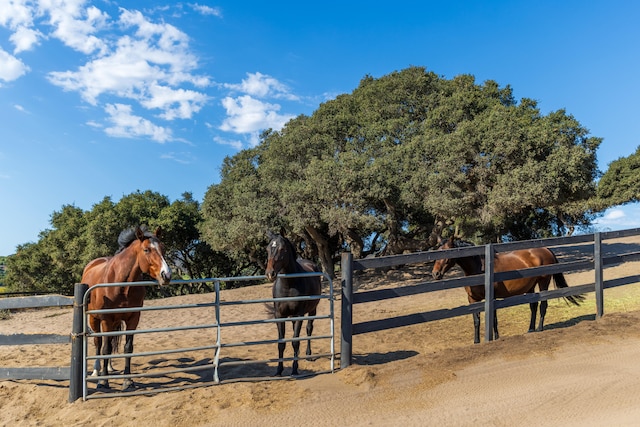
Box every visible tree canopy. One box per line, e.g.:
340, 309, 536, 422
597, 146, 640, 206
201, 66, 604, 276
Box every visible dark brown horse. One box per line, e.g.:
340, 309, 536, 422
432, 237, 583, 344
81, 226, 171, 390
265, 231, 322, 376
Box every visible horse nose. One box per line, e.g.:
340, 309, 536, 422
432, 271, 442, 280
265, 269, 277, 282
161, 269, 171, 285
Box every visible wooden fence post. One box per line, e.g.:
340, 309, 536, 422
340, 252, 353, 368
594, 232, 604, 318
484, 243, 495, 342
69, 283, 88, 403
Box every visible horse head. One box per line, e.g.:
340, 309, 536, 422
265, 230, 294, 282
432, 236, 458, 280
135, 226, 172, 286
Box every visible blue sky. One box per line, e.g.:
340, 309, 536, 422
1, 1, 639, 256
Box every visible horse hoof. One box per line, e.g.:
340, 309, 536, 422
122, 379, 135, 391
96, 382, 110, 390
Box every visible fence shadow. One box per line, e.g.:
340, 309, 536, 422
352, 350, 419, 366
541, 314, 596, 331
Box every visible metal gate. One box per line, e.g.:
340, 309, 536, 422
75, 273, 334, 400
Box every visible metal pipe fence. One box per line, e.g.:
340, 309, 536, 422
73, 272, 334, 401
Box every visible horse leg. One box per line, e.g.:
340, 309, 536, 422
472, 312, 481, 344
536, 300, 548, 332
528, 302, 539, 332
493, 310, 499, 340
291, 319, 304, 376
121, 333, 135, 390
98, 320, 113, 389
122, 315, 140, 391
275, 319, 286, 376
306, 309, 316, 358
89, 316, 102, 377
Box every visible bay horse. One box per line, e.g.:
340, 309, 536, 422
81, 226, 171, 390
265, 231, 322, 376
432, 237, 583, 344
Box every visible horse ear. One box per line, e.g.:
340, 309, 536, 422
135, 226, 145, 241
155, 226, 162, 238
279, 226, 286, 238
267, 230, 276, 240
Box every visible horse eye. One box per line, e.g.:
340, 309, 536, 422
143, 248, 150, 254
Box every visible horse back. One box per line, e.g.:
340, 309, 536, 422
82, 256, 146, 312
81, 257, 111, 286
495, 247, 556, 271
491, 247, 557, 298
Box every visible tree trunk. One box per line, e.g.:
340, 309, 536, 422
305, 225, 335, 278
342, 228, 364, 259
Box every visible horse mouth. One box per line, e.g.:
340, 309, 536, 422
432, 271, 443, 280
265, 269, 279, 282
159, 271, 171, 286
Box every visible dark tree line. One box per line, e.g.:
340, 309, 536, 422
4, 191, 239, 295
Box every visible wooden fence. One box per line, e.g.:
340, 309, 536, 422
339, 229, 640, 368
0, 294, 74, 380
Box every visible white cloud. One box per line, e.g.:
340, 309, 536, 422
44, 2, 109, 55
13, 103, 28, 113
104, 103, 172, 143
189, 4, 223, 17
85, 120, 102, 128
0, 47, 29, 82
0, 0, 34, 31
160, 151, 195, 164
603, 209, 626, 221
45, 6, 210, 129
10, 25, 43, 53
141, 84, 209, 120
224, 72, 299, 101
220, 95, 294, 136
592, 204, 640, 231
213, 136, 243, 150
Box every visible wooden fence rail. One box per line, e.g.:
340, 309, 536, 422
0, 294, 74, 380
340, 229, 640, 368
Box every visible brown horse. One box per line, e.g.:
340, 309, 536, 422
81, 226, 171, 390
265, 231, 322, 376
432, 237, 583, 344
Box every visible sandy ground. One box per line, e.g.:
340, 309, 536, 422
2, 236, 640, 426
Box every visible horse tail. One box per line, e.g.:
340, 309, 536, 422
110, 320, 123, 353
549, 249, 585, 306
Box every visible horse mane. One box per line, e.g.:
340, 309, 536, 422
452, 239, 475, 249
115, 226, 154, 254
283, 236, 299, 259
